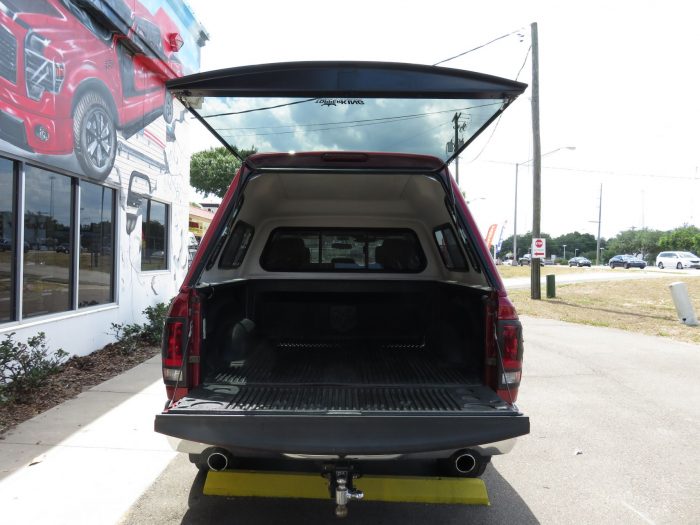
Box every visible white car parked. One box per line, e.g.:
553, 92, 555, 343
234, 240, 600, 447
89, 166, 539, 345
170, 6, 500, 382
655, 251, 700, 269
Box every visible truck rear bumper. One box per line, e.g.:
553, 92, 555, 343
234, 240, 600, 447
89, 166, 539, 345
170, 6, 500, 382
167, 435, 520, 457
155, 412, 529, 456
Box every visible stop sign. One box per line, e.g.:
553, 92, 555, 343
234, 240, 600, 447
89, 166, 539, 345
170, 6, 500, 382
532, 238, 546, 257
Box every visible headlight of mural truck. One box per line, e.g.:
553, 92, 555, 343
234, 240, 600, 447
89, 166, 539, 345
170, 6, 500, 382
24, 32, 66, 102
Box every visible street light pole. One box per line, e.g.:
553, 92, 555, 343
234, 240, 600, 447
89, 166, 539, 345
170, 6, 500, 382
563, 244, 567, 260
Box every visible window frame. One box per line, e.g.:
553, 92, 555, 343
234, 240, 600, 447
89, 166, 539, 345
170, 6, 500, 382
0, 156, 119, 325
218, 221, 254, 269
78, 180, 117, 308
432, 223, 469, 271
139, 198, 170, 272
259, 227, 427, 273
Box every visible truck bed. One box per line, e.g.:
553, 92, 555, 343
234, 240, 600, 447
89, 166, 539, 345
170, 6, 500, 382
171, 342, 507, 414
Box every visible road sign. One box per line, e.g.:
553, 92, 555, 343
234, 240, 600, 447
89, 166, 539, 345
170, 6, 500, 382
532, 238, 546, 258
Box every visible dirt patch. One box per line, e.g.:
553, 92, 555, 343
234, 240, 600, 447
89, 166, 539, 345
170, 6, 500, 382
0, 343, 159, 436
508, 277, 700, 344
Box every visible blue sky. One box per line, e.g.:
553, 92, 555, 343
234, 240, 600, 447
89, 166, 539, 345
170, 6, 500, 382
185, 0, 700, 239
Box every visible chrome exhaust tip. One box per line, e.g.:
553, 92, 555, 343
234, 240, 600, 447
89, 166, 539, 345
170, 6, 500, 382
454, 452, 477, 474
206, 449, 231, 471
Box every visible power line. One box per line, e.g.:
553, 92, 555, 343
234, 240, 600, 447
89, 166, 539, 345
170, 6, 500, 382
213, 102, 503, 139
464, 114, 502, 163
483, 160, 698, 180
433, 28, 524, 67
515, 45, 532, 81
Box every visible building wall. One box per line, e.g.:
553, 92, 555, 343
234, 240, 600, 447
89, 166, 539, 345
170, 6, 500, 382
0, 0, 207, 356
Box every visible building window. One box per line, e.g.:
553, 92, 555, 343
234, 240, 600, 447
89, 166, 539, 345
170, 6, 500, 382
140, 199, 168, 271
23, 166, 73, 318
79, 181, 115, 307
0, 158, 15, 322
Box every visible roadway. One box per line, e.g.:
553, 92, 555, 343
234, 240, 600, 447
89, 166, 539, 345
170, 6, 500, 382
502, 265, 700, 290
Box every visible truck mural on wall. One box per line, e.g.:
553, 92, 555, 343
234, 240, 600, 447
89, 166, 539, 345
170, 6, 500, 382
0, 0, 206, 180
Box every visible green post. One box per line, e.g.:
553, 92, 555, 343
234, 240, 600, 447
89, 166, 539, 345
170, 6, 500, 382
546, 274, 556, 298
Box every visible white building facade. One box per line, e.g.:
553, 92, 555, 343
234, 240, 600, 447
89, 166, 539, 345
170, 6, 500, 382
0, 0, 207, 356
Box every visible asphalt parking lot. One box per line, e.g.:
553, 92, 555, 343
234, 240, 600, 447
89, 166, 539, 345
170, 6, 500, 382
118, 317, 700, 525
2, 315, 698, 524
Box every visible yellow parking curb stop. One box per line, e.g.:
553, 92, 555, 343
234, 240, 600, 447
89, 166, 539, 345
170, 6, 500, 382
204, 470, 489, 505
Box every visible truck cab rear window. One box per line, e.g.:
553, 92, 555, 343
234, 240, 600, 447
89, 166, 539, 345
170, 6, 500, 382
260, 229, 425, 272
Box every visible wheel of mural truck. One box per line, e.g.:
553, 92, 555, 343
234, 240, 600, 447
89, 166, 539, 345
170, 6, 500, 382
163, 90, 174, 124
73, 91, 117, 181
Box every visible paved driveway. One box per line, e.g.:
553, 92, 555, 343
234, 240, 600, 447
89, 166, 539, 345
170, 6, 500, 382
1, 317, 698, 524
119, 317, 700, 524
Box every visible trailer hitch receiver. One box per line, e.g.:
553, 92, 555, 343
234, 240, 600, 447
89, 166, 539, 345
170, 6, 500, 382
323, 464, 364, 518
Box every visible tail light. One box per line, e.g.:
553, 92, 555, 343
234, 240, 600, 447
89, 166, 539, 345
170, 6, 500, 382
162, 288, 201, 403
167, 32, 184, 52
485, 294, 524, 404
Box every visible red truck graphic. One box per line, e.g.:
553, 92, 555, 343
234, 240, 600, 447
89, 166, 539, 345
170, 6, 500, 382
0, 0, 183, 180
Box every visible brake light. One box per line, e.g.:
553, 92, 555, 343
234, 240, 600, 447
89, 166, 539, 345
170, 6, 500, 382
163, 322, 183, 373
162, 290, 195, 402
167, 32, 184, 52
485, 294, 524, 404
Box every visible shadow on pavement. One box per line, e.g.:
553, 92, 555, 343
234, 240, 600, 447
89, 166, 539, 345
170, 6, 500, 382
179, 465, 539, 525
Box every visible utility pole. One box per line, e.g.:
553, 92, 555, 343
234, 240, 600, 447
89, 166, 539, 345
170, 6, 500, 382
453, 112, 462, 185
530, 21, 542, 299
596, 183, 603, 265
513, 163, 519, 262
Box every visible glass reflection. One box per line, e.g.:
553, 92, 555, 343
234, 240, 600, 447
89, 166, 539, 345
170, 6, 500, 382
79, 182, 114, 307
0, 158, 14, 322
140, 200, 168, 271
23, 166, 72, 317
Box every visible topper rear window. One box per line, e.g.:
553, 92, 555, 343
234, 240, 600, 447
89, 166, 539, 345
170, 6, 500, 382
260, 228, 425, 273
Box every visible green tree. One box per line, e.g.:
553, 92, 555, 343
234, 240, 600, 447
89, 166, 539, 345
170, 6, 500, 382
659, 225, 700, 253
190, 146, 256, 198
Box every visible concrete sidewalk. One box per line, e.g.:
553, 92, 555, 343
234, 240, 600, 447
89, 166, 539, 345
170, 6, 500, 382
0, 355, 175, 525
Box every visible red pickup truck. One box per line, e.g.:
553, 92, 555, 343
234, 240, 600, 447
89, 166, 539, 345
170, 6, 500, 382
0, 0, 182, 179
155, 62, 529, 516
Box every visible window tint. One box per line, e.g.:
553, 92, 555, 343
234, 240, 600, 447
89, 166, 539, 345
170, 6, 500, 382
0, 158, 14, 322
433, 225, 468, 270
23, 166, 73, 317
261, 229, 425, 272
219, 221, 254, 268
140, 199, 168, 271
79, 182, 115, 307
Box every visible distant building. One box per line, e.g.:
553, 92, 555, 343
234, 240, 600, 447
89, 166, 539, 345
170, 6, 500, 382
189, 204, 216, 241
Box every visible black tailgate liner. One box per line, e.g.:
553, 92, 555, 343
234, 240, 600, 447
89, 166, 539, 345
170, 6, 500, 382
167, 384, 507, 413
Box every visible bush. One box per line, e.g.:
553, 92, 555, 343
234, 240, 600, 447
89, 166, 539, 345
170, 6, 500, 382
0, 332, 67, 403
109, 301, 169, 352
141, 302, 169, 345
